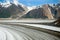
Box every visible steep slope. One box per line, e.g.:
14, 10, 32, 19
0, 4, 11, 18
57, 8, 60, 18
22, 5, 54, 19
22, 8, 47, 19
55, 3, 60, 18
0, 2, 60, 19
0, 3, 28, 19
7, 3, 26, 18
42, 5, 54, 19
22, 4, 60, 19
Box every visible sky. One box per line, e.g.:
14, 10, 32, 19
0, 0, 60, 6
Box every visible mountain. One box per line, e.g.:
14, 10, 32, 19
0, 4, 10, 18
7, 3, 28, 19
0, 2, 28, 19
49, 3, 60, 18
22, 8, 47, 18
0, 2, 60, 19
55, 3, 60, 18
22, 4, 60, 19
22, 5, 54, 19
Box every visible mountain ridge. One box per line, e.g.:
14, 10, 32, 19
0, 2, 60, 19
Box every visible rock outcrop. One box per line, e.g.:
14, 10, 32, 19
56, 8, 60, 18
42, 5, 54, 19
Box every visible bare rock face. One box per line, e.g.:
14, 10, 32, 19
22, 5, 54, 19
0, 4, 11, 18
0, 3, 60, 19
56, 8, 60, 18
42, 5, 54, 19
22, 8, 48, 19
7, 3, 28, 19
0, 3, 28, 19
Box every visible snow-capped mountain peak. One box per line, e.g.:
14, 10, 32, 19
0, 1, 11, 8
13, 0, 19, 6
0, 0, 26, 8
2, 3, 11, 8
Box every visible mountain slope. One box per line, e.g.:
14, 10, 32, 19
0, 2, 60, 19
22, 4, 60, 19
0, 3, 28, 19
22, 5, 54, 19
22, 8, 47, 18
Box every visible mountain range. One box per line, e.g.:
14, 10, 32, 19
0, 2, 60, 19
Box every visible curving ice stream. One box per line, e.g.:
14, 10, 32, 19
0, 24, 60, 40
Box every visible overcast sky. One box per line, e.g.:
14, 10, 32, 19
0, 0, 59, 6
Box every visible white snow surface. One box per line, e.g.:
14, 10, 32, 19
0, 24, 60, 40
